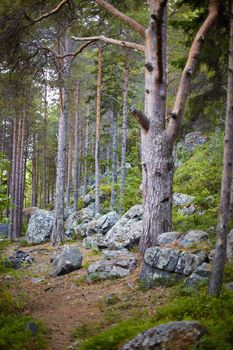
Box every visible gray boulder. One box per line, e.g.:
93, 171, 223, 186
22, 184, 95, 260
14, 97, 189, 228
227, 229, 233, 260
121, 321, 205, 350
104, 205, 143, 249
102, 249, 134, 260
64, 207, 74, 220
184, 131, 209, 150
186, 263, 211, 286
86, 211, 119, 236
87, 254, 137, 280
65, 207, 95, 238
26, 210, 54, 244
180, 230, 209, 248
140, 246, 207, 286
51, 245, 82, 277
0, 223, 9, 238
157, 231, 182, 246
82, 234, 107, 249
173, 193, 195, 206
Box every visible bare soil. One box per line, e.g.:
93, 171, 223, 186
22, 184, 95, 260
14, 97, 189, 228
4, 242, 171, 350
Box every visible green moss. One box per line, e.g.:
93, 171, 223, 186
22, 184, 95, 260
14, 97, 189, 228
0, 315, 47, 350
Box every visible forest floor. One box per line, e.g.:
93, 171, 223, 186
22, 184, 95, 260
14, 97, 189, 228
3, 242, 171, 350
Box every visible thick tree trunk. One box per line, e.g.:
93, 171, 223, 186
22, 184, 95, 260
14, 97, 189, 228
208, 0, 233, 296
73, 81, 81, 211
95, 47, 102, 215
110, 103, 118, 210
119, 53, 129, 214
139, 4, 172, 255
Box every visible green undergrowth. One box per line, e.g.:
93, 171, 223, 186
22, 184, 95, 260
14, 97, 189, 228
0, 242, 48, 350
73, 276, 233, 350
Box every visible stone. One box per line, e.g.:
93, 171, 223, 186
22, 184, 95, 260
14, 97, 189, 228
102, 249, 134, 260
86, 211, 119, 236
184, 131, 209, 150
186, 263, 211, 286
31, 277, 44, 284
227, 229, 233, 260
178, 204, 196, 216
140, 246, 207, 286
175, 252, 205, 276
121, 321, 205, 350
65, 207, 95, 238
82, 234, 107, 249
26, 209, 54, 244
104, 205, 143, 249
83, 190, 108, 208
144, 247, 180, 272
51, 245, 82, 277
7, 250, 34, 269
87, 255, 137, 280
173, 193, 195, 206
0, 223, 9, 238
64, 207, 74, 220
179, 230, 209, 248
157, 232, 182, 246
226, 282, 233, 291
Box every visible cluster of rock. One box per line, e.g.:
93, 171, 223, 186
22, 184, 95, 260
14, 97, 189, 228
51, 245, 82, 277
87, 249, 137, 280
140, 230, 211, 287
7, 250, 34, 269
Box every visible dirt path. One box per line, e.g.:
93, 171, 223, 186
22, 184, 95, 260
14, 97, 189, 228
5, 243, 170, 350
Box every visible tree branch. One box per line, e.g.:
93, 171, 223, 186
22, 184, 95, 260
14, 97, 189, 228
38, 40, 96, 59
71, 35, 144, 51
130, 108, 150, 131
95, 0, 146, 38
24, 0, 70, 24
166, 0, 220, 144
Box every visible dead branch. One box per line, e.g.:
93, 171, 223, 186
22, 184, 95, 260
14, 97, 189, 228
71, 35, 144, 51
130, 108, 150, 131
24, 0, 70, 24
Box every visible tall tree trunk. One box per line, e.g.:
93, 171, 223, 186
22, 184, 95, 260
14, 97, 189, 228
51, 36, 71, 246
73, 81, 81, 211
42, 73, 48, 209
83, 111, 89, 196
208, 0, 233, 296
110, 102, 118, 210
66, 132, 73, 207
31, 133, 38, 207
139, 4, 172, 254
119, 53, 129, 214
95, 46, 102, 214
9, 118, 18, 240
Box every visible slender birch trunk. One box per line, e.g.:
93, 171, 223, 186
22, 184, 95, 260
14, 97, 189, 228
119, 53, 129, 214
95, 47, 102, 215
208, 0, 233, 296
73, 81, 81, 211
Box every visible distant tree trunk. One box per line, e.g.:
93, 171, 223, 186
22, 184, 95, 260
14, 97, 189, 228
119, 53, 129, 214
52, 36, 71, 246
208, 0, 233, 296
9, 118, 18, 240
66, 131, 73, 207
17, 112, 26, 237
31, 133, 38, 207
95, 46, 102, 215
73, 81, 81, 211
110, 102, 118, 210
42, 73, 48, 209
83, 111, 89, 196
